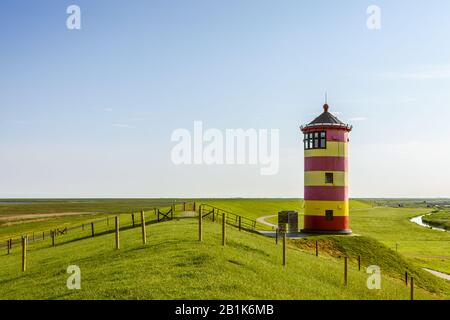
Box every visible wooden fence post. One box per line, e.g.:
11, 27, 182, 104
157, 209, 160, 222
51, 230, 55, 246
193, 202, 196, 212
91, 223, 95, 238
239, 216, 241, 231
115, 216, 120, 250
7, 240, 10, 255
315, 240, 319, 257
141, 210, 147, 245
410, 277, 414, 300
405, 271, 408, 286
275, 228, 278, 244
198, 206, 203, 242
282, 232, 286, 266
358, 255, 361, 271
107, 217, 109, 227
183, 202, 186, 211
171, 206, 174, 220
132, 213, 135, 227
22, 236, 27, 272
222, 213, 226, 246
344, 257, 348, 286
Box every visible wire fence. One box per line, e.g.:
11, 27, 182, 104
0, 202, 188, 252
199, 204, 271, 232
0, 202, 269, 253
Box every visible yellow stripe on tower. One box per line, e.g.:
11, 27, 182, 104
304, 200, 349, 216
304, 141, 348, 158
304, 171, 348, 187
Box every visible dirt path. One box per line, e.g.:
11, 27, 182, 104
256, 215, 277, 229
0, 212, 98, 222
423, 268, 450, 281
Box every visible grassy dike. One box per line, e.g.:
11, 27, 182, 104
0, 217, 445, 300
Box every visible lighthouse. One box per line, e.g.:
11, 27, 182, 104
300, 103, 352, 234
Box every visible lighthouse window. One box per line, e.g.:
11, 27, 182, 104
304, 131, 326, 150
325, 210, 334, 221
320, 138, 326, 148
325, 172, 334, 184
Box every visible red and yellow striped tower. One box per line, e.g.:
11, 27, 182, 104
300, 103, 352, 234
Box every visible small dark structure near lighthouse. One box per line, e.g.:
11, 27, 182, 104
300, 103, 353, 234
278, 211, 298, 234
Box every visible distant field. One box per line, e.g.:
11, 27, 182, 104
0, 199, 181, 216
0, 199, 181, 240
364, 198, 450, 208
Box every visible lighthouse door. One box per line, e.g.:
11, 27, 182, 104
325, 210, 334, 221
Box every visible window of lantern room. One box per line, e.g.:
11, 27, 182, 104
304, 131, 326, 150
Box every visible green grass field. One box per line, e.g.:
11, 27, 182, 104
1, 216, 446, 299
1, 198, 450, 300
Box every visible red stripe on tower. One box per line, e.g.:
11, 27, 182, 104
304, 186, 348, 201
304, 156, 348, 172
304, 215, 349, 231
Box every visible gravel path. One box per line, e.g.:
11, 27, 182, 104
423, 268, 450, 281
256, 215, 277, 229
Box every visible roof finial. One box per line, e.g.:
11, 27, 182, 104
323, 92, 329, 112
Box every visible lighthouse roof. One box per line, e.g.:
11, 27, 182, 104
301, 104, 352, 131
309, 104, 345, 125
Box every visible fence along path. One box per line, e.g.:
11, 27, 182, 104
0, 202, 190, 252
199, 204, 270, 232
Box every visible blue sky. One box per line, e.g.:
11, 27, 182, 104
1, 0, 450, 198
